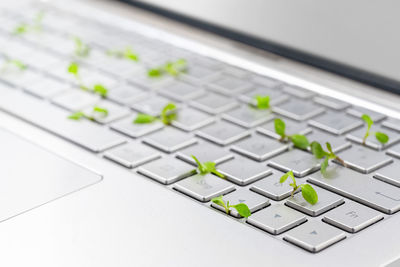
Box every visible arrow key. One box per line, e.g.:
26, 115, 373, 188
284, 221, 346, 253
247, 204, 306, 235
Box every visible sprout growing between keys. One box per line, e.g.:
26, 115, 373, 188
361, 114, 389, 146
279, 171, 318, 205
1, 55, 27, 72
73, 37, 91, 58
67, 62, 109, 97
191, 155, 224, 178
107, 46, 139, 62
310, 141, 346, 174
68, 106, 109, 121
211, 195, 251, 218
254, 95, 270, 109
13, 11, 45, 35
274, 118, 310, 150
133, 103, 177, 125
148, 59, 187, 78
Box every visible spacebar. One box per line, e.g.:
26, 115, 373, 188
0, 90, 126, 152
308, 165, 400, 214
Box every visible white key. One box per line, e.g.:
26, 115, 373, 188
313, 96, 351, 110
306, 130, 351, 153
374, 162, 400, 187
387, 143, 400, 158
222, 106, 274, 128
308, 112, 363, 135
189, 92, 239, 114
143, 127, 197, 153
347, 107, 386, 122
273, 99, 325, 121
81, 100, 131, 124
346, 125, 400, 150
52, 89, 100, 111
176, 142, 233, 165
24, 77, 69, 99
250, 171, 294, 200
207, 73, 252, 95
171, 108, 215, 132
257, 119, 312, 139
196, 121, 250, 146
382, 118, 400, 132
130, 95, 173, 117
281, 85, 315, 99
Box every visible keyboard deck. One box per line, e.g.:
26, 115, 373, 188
1, 1, 400, 254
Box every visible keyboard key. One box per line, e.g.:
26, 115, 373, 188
273, 99, 325, 121
0, 90, 126, 152
107, 85, 148, 105
308, 112, 363, 135
323, 202, 383, 233
176, 142, 234, 165
251, 75, 282, 88
190, 92, 239, 114
196, 121, 250, 145
238, 85, 289, 107
110, 115, 164, 138
374, 163, 400, 187
247, 204, 306, 235
104, 142, 161, 168
173, 173, 235, 202
281, 85, 315, 99
207, 73, 252, 95
268, 149, 321, 177
306, 130, 351, 153
286, 187, 344, 216
336, 145, 393, 173
82, 100, 131, 124
230, 134, 289, 161
222, 106, 274, 128
347, 107, 386, 122
382, 118, 400, 132
158, 80, 204, 102
137, 157, 196, 184
313, 96, 351, 110
180, 64, 217, 84
217, 156, 272, 185
387, 143, 400, 158
171, 108, 215, 132
143, 127, 197, 153
250, 171, 295, 200
52, 89, 100, 111
130, 96, 173, 117
346, 125, 400, 150
24, 77, 69, 99
284, 221, 346, 253
257, 118, 312, 140
211, 189, 270, 217
308, 165, 400, 214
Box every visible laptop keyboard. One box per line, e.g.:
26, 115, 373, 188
1, 1, 400, 253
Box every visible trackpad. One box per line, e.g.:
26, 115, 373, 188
0, 129, 102, 222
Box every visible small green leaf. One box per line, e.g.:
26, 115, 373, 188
274, 118, 286, 138
326, 142, 333, 154
361, 114, 373, 128
68, 111, 85, 120
93, 106, 108, 117
161, 102, 177, 125
211, 196, 229, 214
133, 113, 157, 124
310, 141, 326, 159
231, 203, 252, 218
93, 84, 108, 97
13, 23, 28, 35
148, 68, 162, 77
290, 134, 310, 149
191, 155, 224, 178
320, 157, 329, 174
68, 62, 79, 76
255, 95, 270, 109
74, 37, 91, 57
124, 47, 139, 61
375, 132, 389, 144
279, 170, 293, 183
300, 184, 318, 205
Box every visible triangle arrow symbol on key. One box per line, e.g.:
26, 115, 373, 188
238, 199, 246, 203
274, 214, 281, 218
310, 231, 318, 235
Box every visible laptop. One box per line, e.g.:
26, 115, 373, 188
0, 0, 399, 266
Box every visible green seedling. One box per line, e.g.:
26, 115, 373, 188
13, 11, 45, 35
211, 195, 251, 218
148, 59, 187, 77
191, 155, 224, 178
310, 141, 346, 174
68, 106, 109, 121
361, 114, 389, 145
254, 95, 270, 109
1, 55, 27, 72
279, 171, 318, 205
74, 37, 91, 58
133, 102, 177, 125
107, 46, 139, 62
274, 118, 310, 149
67, 62, 108, 97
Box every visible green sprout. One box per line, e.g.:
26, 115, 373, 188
68, 106, 109, 121
67, 62, 108, 97
107, 46, 139, 62
211, 195, 251, 218
13, 11, 45, 35
310, 141, 346, 174
74, 37, 91, 58
133, 102, 177, 125
1, 55, 27, 72
191, 155, 224, 178
279, 171, 318, 205
148, 59, 187, 77
361, 114, 389, 145
254, 95, 270, 109
274, 118, 310, 149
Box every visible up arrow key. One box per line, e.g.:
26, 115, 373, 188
274, 214, 281, 218
310, 230, 318, 235
238, 199, 246, 203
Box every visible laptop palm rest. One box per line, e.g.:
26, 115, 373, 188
0, 128, 102, 222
